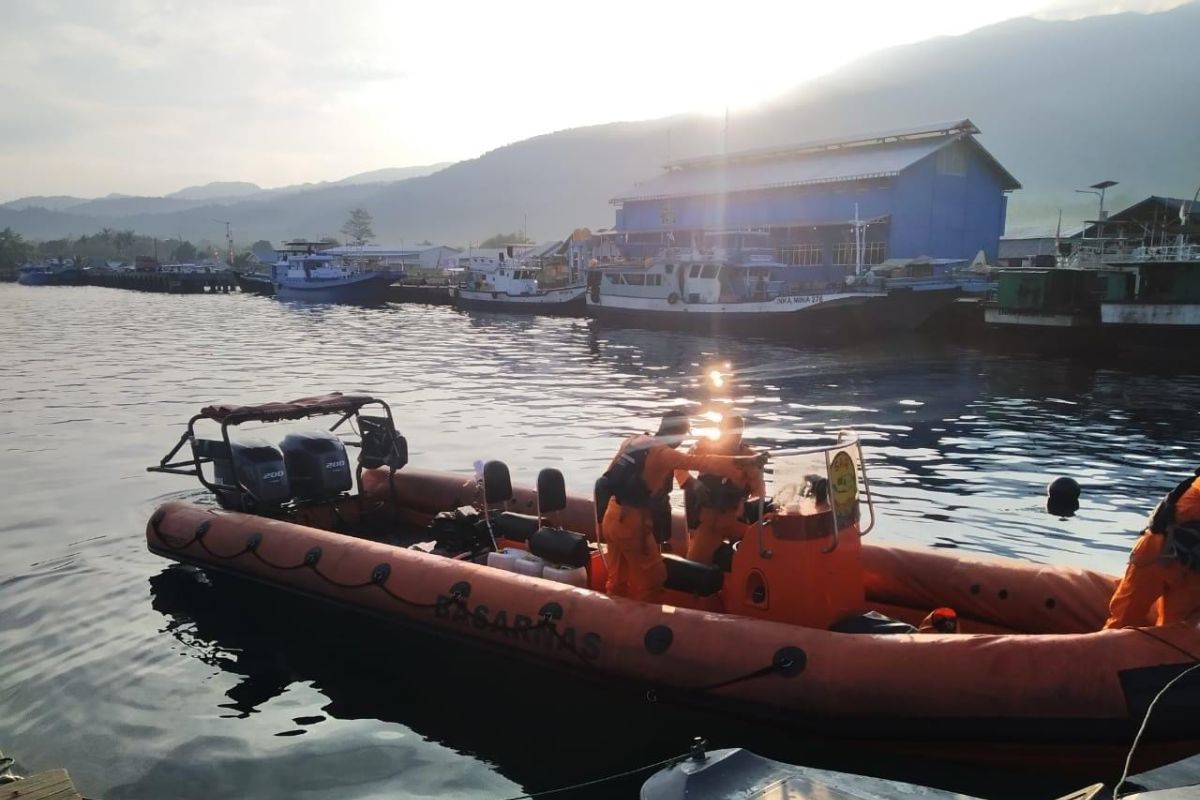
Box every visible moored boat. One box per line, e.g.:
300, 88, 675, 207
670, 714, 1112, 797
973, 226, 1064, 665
1098, 244, 1200, 344
144, 393, 1200, 773
17, 258, 86, 286
450, 251, 586, 314
271, 241, 392, 304
982, 268, 1102, 348
586, 231, 880, 336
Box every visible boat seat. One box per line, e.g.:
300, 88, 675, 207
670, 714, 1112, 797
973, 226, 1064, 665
712, 541, 736, 573
493, 512, 541, 542
662, 554, 724, 597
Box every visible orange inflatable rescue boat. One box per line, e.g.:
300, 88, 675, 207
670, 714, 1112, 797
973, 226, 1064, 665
145, 393, 1200, 773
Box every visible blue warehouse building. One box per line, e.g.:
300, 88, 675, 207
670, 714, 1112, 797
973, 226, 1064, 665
610, 119, 1020, 276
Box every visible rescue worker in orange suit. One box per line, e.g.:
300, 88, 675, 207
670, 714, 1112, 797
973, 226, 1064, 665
674, 414, 765, 565
1104, 471, 1200, 629
599, 410, 767, 602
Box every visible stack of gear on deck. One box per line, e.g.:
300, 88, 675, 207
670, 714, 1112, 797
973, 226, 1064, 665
427, 506, 489, 556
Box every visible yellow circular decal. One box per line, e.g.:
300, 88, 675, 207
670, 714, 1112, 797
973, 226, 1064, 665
829, 451, 858, 517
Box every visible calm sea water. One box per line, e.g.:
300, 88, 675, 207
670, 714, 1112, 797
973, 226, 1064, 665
2, 283, 1198, 799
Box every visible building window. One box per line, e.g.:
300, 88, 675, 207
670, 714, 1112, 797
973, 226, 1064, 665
779, 244, 823, 266
936, 144, 966, 176
833, 242, 887, 265
664, 263, 674, 274
660, 201, 675, 226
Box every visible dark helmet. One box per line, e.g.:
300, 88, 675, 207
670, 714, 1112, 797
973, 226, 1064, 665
656, 410, 690, 446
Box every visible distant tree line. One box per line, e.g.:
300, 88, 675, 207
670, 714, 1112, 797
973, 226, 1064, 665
478, 231, 533, 248
0, 228, 33, 275
1, 228, 240, 270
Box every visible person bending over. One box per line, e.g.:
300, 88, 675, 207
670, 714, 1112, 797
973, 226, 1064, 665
599, 410, 766, 602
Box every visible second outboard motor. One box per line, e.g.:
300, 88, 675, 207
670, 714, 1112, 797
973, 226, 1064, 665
208, 437, 290, 511
280, 431, 352, 501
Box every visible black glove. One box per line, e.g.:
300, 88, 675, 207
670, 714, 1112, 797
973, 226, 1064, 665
740, 497, 776, 524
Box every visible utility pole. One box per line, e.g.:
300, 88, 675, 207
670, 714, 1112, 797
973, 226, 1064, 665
215, 220, 233, 265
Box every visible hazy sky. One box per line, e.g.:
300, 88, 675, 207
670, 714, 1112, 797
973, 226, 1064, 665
0, 0, 1187, 200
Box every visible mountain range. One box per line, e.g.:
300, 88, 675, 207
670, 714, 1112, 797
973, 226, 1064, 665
3, 3, 1197, 246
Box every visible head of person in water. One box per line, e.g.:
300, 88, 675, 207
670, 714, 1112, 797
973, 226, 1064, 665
719, 414, 745, 451
656, 410, 691, 449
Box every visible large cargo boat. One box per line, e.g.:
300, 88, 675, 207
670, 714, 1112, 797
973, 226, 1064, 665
585, 231, 966, 338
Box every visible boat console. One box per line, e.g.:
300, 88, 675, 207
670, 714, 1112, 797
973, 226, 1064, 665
728, 436, 876, 627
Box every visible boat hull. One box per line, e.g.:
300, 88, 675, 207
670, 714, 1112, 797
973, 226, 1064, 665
452, 285, 586, 316
274, 273, 391, 304
17, 271, 50, 286
145, 466, 1200, 772
1101, 303, 1200, 344
587, 289, 962, 339
17, 268, 84, 286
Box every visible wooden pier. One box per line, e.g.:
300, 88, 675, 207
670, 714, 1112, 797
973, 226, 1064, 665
1, 769, 82, 800
87, 269, 239, 294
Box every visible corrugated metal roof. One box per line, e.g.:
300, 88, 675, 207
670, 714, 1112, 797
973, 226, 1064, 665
663, 119, 979, 171
613, 137, 949, 203
613, 129, 1021, 203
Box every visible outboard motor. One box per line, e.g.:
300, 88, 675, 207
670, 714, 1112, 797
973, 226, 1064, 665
280, 431, 352, 501
202, 437, 290, 511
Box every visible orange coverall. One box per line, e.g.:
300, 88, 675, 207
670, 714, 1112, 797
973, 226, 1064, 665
602, 435, 753, 602
1104, 478, 1200, 629
675, 438, 765, 564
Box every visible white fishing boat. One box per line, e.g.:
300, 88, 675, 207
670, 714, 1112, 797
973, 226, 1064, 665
450, 251, 585, 315
585, 231, 879, 336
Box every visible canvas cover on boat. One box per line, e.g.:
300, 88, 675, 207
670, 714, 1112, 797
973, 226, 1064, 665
200, 393, 378, 425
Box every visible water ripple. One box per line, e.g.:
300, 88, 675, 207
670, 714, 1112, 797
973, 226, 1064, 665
1, 284, 1198, 798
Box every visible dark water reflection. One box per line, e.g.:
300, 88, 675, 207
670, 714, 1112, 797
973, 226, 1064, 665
1, 285, 1198, 799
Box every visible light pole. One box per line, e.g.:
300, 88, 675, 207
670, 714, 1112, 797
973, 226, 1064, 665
1075, 180, 1117, 237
